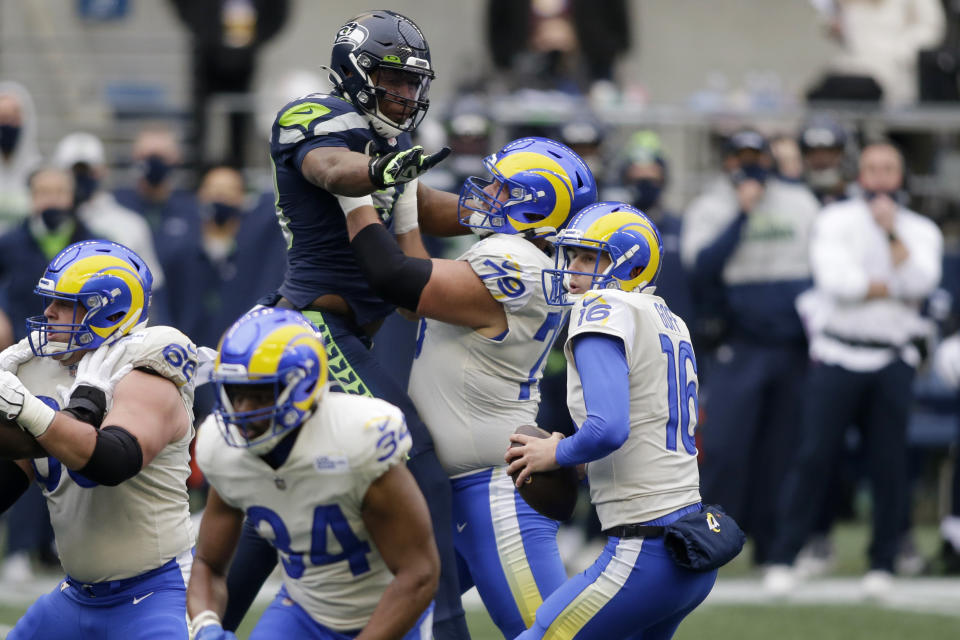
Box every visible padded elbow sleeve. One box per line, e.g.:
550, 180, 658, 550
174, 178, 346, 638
79, 425, 143, 487
62, 385, 107, 428
0, 459, 29, 514
351, 223, 433, 311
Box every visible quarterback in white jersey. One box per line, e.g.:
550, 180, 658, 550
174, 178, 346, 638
507, 203, 716, 640
187, 308, 438, 640
0, 240, 197, 640
345, 136, 598, 636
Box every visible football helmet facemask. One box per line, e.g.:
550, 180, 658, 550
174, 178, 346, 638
26, 240, 153, 357
329, 10, 434, 138
213, 308, 328, 456
458, 137, 597, 239
543, 201, 663, 306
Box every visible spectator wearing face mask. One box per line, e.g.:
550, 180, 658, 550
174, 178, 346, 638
680, 129, 821, 567
0, 81, 41, 233
52, 132, 170, 324
160, 164, 286, 416
800, 116, 853, 205
605, 130, 693, 327
0, 167, 94, 341
114, 125, 200, 260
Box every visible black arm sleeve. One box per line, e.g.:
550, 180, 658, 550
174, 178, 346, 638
351, 223, 434, 311
0, 459, 29, 514
78, 425, 143, 487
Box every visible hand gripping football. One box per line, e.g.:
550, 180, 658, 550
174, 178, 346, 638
509, 425, 579, 521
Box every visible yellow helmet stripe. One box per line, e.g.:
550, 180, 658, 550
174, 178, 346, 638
493, 151, 574, 232
56, 255, 145, 338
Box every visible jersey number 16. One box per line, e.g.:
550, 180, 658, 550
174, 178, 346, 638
659, 334, 698, 455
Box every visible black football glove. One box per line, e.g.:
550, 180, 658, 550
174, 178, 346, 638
368, 145, 451, 190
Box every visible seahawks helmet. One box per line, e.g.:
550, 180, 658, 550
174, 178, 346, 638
458, 137, 597, 238
543, 202, 663, 306
329, 10, 434, 138
27, 240, 152, 356
213, 308, 328, 455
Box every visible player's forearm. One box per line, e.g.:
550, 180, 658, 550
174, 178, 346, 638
186, 558, 230, 619
356, 566, 437, 640
35, 413, 97, 468
417, 182, 471, 237
303, 149, 378, 197
396, 229, 430, 259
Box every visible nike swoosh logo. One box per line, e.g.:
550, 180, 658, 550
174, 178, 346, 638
456, 522, 467, 533
132, 592, 154, 605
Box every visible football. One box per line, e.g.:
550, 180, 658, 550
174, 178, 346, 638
509, 425, 580, 521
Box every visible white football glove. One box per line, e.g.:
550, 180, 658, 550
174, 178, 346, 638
0, 334, 37, 373
934, 333, 960, 390
194, 346, 219, 387
67, 341, 133, 411
0, 370, 55, 438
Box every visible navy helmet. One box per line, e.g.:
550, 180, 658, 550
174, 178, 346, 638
328, 10, 434, 138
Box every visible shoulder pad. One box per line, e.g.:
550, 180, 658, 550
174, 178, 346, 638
274, 94, 369, 145
462, 236, 550, 313
116, 326, 199, 389
329, 395, 411, 482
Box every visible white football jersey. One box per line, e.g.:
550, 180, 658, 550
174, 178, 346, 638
565, 290, 702, 530
195, 392, 412, 632
18, 326, 197, 582
408, 234, 564, 477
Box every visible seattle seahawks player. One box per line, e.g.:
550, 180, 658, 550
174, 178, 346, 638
226, 11, 469, 638
506, 203, 717, 640
0, 240, 197, 639
188, 308, 438, 640
343, 137, 597, 636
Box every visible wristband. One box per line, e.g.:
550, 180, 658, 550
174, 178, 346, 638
336, 194, 374, 216
190, 610, 222, 638
17, 394, 56, 439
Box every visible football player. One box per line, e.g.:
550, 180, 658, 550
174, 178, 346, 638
228, 10, 470, 637
506, 203, 717, 639
343, 136, 597, 636
0, 240, 197, 639
187, 308, 438, 640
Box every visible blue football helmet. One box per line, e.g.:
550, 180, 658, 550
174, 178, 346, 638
213, 308, 328, 455
543, 201, 663, 306
458, 137, 597, 238
27, 240, 153, 356
329, 10, 434, 138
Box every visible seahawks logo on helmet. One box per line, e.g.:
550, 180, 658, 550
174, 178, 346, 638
335, 22, 368, 49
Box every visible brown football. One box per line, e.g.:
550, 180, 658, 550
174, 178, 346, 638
509, 425, 579, 521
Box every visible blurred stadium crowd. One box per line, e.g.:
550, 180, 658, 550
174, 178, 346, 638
0, 0, 958, 604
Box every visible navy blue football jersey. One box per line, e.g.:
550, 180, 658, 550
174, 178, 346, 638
269, 92, 413, 326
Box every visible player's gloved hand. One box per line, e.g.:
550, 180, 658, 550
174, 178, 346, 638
0, 370, 55, 438
193, 624, 237, 640
68, 340, 133, 411
368, 145, 451, 190
0, 334, 37, 372
194, 346, 219, 387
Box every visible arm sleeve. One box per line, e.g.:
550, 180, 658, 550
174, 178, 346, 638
555, 333, 630, 466
350, 223, 433, 311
